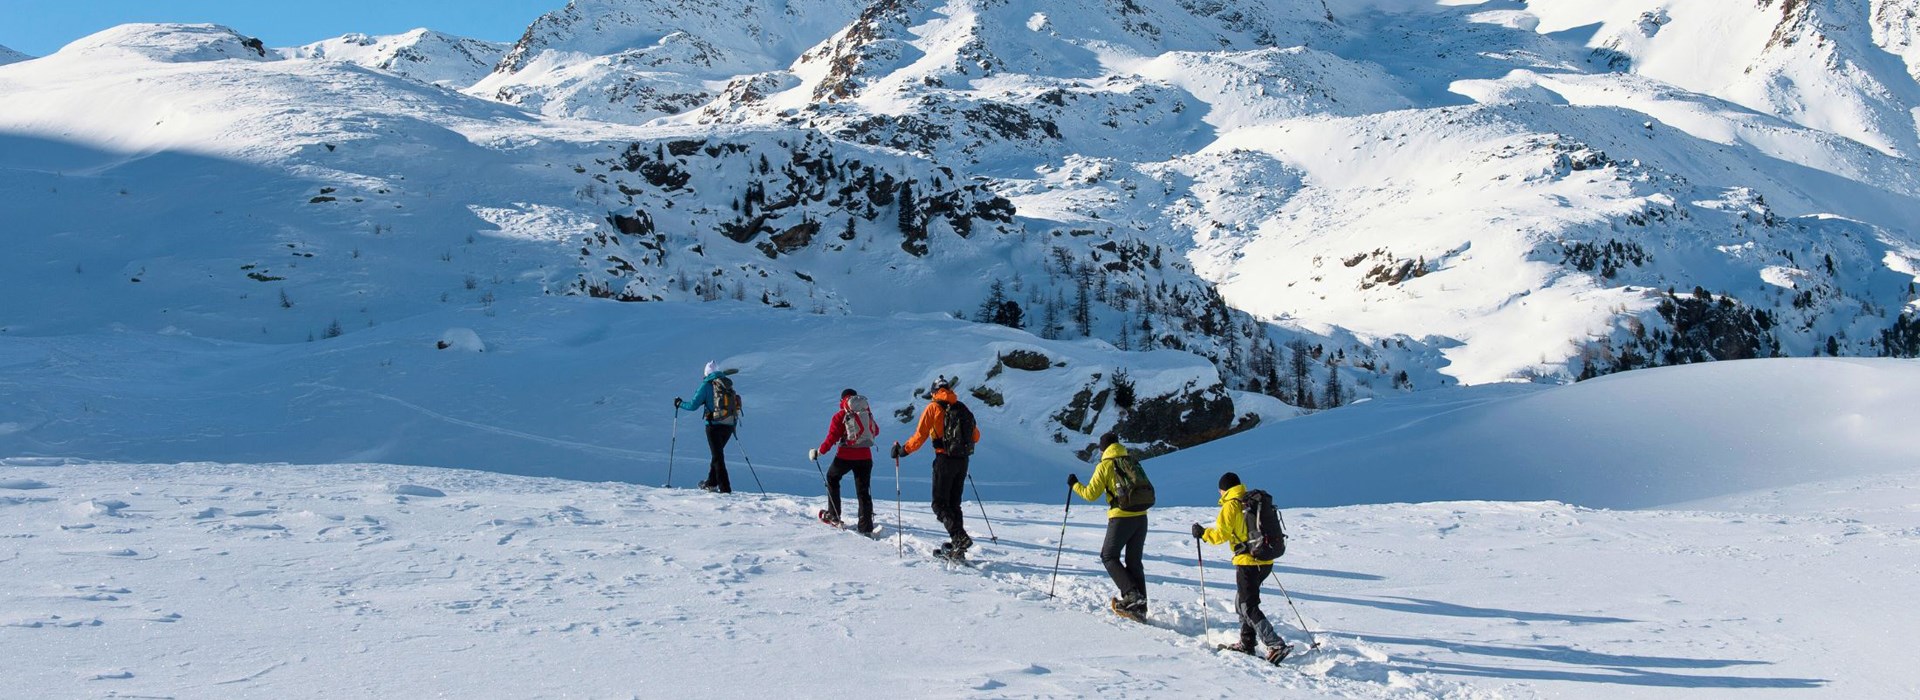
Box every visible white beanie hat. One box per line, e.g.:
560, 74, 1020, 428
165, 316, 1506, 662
703, 360, 719, 376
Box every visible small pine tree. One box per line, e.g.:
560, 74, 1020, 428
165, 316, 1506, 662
976, 281, 1008, 323
1322, 364, 1344, 409
1041, 292, 1064, 339
896, 179, 917, 233
997, 300, 1025, 330
1287, 340, 1312, 407
279, 289, 293, 309
1072, 268, 1093, 337
323, 319, 343, 339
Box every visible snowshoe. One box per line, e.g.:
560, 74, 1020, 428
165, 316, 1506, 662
817, 510, 844, 528
1110, 597, 1147, 622
1216, 642, 1255, 655
1265, 644, 1293, 665
932, 542, 969, 564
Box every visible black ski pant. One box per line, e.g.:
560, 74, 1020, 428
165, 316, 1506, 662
930, 453, 971, 546
825, 457, 874, 532
1236, 563, 1286, 650
704, 424, 734, 493
1100, 515, 1149, 602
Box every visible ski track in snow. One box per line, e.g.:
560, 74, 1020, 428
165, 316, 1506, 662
3, 462, 1913, 698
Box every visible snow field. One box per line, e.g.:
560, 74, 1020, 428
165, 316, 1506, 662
2, 461, 1914, 697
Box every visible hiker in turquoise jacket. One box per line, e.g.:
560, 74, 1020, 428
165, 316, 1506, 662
675, 361, 738, 493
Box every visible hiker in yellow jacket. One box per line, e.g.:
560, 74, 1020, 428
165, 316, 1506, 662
1193, 472, 1293, 664
1069, 432, 1150, 619
891, 377, 980, 557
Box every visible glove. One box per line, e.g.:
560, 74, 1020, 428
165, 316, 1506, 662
672, 397, 683, 409
1067, 473, 1079, 487
1191, 523, 1206, 539
808, 448, 820, 461
889, 443, 904, 460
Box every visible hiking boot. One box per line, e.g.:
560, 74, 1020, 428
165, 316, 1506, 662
1123, 591, 1148, 614
698, 481, 716, 492
1216, 642, 1255, 655
1265, 643, 1294, 665
951, 534, 974, 553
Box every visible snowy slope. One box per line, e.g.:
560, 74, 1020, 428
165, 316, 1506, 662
282, 29, 508, 88
0, 298, 1264, 496
3, 460, 1912, 697
1151, 357, 1920, 509
0, 45, 31, 66
1528, 0, 1920, 158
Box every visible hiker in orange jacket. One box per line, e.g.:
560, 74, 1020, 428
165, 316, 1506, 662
891, 376, 980, 557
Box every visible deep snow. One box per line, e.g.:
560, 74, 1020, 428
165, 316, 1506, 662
2, 460, 1912, 697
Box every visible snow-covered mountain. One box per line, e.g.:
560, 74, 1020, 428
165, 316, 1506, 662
282, 29, 508, 88
0, 45, 31, 66
6, 1, 1920, 466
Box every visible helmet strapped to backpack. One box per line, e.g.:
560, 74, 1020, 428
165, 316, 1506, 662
935, 398, 975, 457
1108, 453, 1156, 511
842, 394, 878, 449
1234, 489, 1286, 560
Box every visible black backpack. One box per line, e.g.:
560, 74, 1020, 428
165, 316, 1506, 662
1108, 454, 1155, 511
936, 400, 975, 457
707, 375, 742, 424
1235, 489, 1286, 560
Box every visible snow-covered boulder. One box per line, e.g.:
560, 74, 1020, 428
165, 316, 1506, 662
437, 328, 486, 352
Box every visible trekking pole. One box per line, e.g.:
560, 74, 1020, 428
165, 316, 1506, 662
734, 426, 767, 496
1268, 571, 1321, 649
1196, 538, 1210, 642
1047, 486, 1072, 598
665, 409, 679, 488
892, 447, 904, 557
966, 474, 998, 543
811, 456, 828, 493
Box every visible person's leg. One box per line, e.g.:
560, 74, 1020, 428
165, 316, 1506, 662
1236, 564, 1262, 649
945, 456, 971, 547
704, 424, 727, 490
1239, 563, 1285, 650
929, 455, 958, 535
852, 460, 875, 532
1124, 515, 1148, 606
712, 425, 734, 493
824, 457, 850, 522
1099, 519, 1131, 597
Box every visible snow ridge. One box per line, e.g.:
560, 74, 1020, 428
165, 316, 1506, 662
283, 29, 508, 88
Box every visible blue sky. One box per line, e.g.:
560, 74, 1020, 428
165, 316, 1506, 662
0, 0, 561, 56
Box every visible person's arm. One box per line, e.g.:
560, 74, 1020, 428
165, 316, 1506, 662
1201, 499, 1238, 546
1073, 459, 1111, 503
819, 411, 845, 455
901, 403, 938, 455
677, 381, 711, 413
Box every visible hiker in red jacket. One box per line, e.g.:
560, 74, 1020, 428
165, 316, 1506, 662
811, 389, 880, 534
